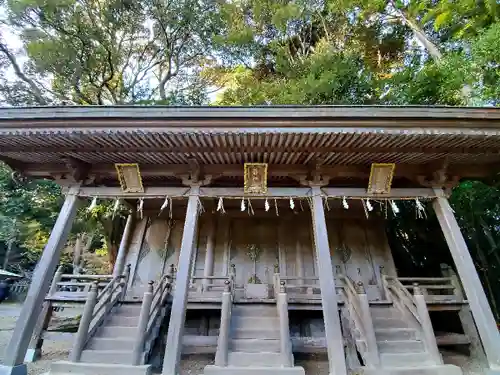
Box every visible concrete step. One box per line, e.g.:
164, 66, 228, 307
204, 365, 305, 375
372, 318, 408, 329
87, 337, 136, 351
377, 340, 425, 353
375, 328, 417, 341
49, 360, 151, 375
228, 352, 284, 367
231, 316, 279, 330
380, 352, 433, 367
232, 305, 278, 318
80, 349, 139, 364
97, 325, 138, 338
107, 315, 140, 327
232, 328, 280, 340
230, 338, 280, 353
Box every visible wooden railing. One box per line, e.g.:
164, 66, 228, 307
276, 281, 293, 367
132, 275, 172, 365
396, 276, 463, 302
190, 275, 235, 294
70, 272, 129, 362
338, 275, 380, 369
383, 276, 442, 365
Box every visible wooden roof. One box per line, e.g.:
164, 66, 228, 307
1, 105, 499, 188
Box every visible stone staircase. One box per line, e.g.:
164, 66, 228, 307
205, 303, 304, 375
369, 306, 461, 375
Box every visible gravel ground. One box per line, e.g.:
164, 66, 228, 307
0, 303, 489, 375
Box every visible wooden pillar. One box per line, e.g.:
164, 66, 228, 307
0, 189, 79, 375
433, 190, 500, 371
162, 187, 200, 375
203, 217, 216, 289
310, 187, 347, 375
295, 237, 304, 285
113, 213, 134, 277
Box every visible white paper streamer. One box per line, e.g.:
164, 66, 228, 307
138, 198, 144, 219
390, 200, 399, 215
217, 197, 226, 213
160, 197, 169, 212
366, 199, 373, 212
241, 198, 246, 212
112, 198, 120, 214
289, 197, 295, 210
265, 199, 270, 212
415, 198, 426, 218
342, 196, 349, 210
88, 197, 97, 212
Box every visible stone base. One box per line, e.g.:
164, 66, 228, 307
204, 365, 305, 375
48, 361, 152, 375
24, 348, 41, 363
0, 364, 28, 375
362, 364, 462, 375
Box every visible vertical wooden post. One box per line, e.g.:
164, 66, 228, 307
162, 187, 200, 375
70, 282, 98, 363
24, 301, 53, 362
433, 191, 500, 370
277, 281, 293, 367
310, 186, 347, 375
203, 217, 216, 290
132, 281, 154, 365
413, 284, 442, 365
49, 266, 64, 296
215, 281, 232, 367
0, 190, 79, 375
295, 238, 304, 286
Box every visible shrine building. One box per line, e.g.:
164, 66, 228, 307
0, 106, 499, 375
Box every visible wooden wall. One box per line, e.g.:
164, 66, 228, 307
125, 211, 397, 300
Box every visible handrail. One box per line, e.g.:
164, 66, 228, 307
69, 266, 131, 363
338, 275, 380, 368
215, 281, 232, 366
276, 281, 293, 367
385, 276, 420, 324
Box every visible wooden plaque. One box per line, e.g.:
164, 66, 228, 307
244, 163, 268, 194
367, 163, 395, 195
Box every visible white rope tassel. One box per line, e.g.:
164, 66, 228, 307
217, 197, 226, 214
290, 197, 295, 210
265, 198, 270, 212
241, 198, 246, 212
247, 199, 254, 215
362, 199, 369, 219
342, 196, 349, 210
88, 197, 97, 212
366, 199, 373, 212
274, 198, 279, 216
138, 198, 144, 219
390, 200, 399, 215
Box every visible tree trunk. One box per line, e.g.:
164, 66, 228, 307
3, 239, 13, 270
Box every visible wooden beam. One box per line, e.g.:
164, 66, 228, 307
3, 145, 500, 154
72, 186, 437, 198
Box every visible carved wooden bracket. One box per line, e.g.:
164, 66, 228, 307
63, 157, 91, 182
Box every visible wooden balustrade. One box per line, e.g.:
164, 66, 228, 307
276, 281, 293, 367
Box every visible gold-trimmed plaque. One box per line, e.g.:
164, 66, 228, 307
244, 163, 268, 194
115, 163, 144, 193
367, 163, 395, 194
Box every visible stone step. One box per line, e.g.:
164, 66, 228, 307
370, 308, 402, 319
380, 352, 433, 367
114, 306, 142, 317
363, 364, 462, 375
232, 305, 278, 318
228, 352, 284, 367
107, 315, 140, 327
375, 328, 418, 341
97, 325, 138, 338
230, 338, 280, 353
204, 365, 305, 375
231, 316, 279, 330
232, 328, 280, 340
50, 360, 151, 375
80, 349, 140, 364
372, 318, 408, 329
87, 337, 136, 351
377, 340, 425, 353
